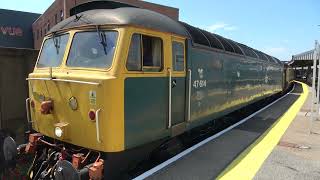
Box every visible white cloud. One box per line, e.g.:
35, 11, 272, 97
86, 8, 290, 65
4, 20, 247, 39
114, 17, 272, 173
206, 22, 238, 32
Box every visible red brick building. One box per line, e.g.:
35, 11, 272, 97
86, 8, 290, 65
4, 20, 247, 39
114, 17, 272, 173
32, 0, 179, 49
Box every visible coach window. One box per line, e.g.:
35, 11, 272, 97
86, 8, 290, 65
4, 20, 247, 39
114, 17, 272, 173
172, 41, 185, 71
126, 33, 163, 72
60, 10, 64, 21
55, 14, 58, 24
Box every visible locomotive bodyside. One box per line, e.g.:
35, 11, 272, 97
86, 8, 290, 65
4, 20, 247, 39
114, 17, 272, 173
123, 22, 283, 150
185, 43, 283, 129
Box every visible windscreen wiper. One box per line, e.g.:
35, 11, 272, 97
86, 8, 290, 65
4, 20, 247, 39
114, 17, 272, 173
52, 33, 60, 54
96, 25, 108, 55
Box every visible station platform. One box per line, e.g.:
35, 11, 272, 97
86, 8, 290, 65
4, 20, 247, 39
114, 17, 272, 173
255, 85, 320, 179
134, 81, 311, 180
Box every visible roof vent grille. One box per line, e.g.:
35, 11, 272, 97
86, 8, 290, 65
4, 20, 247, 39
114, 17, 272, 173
70, 0, 137, 16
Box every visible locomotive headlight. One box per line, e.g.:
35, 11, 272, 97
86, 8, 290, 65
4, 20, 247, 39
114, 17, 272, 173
55, 127, 63, 138
54, 123, 69, 139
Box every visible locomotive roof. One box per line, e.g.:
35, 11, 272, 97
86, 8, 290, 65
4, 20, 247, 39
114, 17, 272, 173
180, 22, 282, 64
48, 7, 189, 37
49, 7, 281, 64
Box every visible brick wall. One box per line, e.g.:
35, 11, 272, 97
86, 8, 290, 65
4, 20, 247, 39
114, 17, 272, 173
32, 0, 179, 49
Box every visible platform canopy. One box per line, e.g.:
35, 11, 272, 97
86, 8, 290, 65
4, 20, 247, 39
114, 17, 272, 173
288, 49, 319, 67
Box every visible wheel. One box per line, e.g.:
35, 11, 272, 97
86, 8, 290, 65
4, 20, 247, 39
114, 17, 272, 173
0, 129, 18, 168
3, 136, 18, 168
54, 160, 81, 180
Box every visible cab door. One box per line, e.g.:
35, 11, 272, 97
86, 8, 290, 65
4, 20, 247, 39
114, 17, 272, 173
169, 37, 186, 128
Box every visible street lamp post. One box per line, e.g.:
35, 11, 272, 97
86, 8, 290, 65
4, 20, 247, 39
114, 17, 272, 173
310, 40, 319, 134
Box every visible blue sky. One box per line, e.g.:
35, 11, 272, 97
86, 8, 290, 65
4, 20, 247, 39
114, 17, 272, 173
2, 0, 320, 60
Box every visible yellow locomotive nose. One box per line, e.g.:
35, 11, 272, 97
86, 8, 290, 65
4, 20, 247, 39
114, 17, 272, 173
26, 24, 124, 153
28, 71, 112, 151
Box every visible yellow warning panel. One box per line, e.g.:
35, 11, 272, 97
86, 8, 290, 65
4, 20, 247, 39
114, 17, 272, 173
218, 81, 308, 180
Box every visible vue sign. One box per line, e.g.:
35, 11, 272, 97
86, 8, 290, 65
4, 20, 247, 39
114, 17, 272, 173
0, 26, 23, 37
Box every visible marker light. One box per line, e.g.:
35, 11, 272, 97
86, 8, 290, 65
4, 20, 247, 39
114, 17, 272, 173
40, 100, 53, 114
89, 110, 96, 121
30, 100, 35, 109
55, 127, 63, 138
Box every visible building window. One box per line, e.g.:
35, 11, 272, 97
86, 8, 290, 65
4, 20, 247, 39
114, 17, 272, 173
47, 21, 50, 31
126, 34, 163, 72
55, 14, 57, 24
60, 10, 64, 21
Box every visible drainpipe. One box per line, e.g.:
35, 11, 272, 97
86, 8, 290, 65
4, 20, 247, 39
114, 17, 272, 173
63, 0, 67, 20
317, 44, 320, 117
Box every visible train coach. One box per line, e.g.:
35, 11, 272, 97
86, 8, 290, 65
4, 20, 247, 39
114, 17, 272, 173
1, 1, 289, 179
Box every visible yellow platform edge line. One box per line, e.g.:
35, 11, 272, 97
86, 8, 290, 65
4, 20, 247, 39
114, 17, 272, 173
217, 81, 309, 180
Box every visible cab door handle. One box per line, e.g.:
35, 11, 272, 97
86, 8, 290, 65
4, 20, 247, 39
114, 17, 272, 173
172, 79, 177, 88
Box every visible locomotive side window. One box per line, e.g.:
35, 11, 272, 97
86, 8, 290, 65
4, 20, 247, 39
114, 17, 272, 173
67, 31, 118, 68
142, 35, 162, 71
172, 41, 185, 71
126, 34, 163, 72
127, 34, 142, 71
37, 34, 69, 68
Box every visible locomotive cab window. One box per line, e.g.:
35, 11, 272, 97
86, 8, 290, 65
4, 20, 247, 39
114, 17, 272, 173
37, 33, 69, 68
67, 31, 118, 68
126, 34, 163, 72
172, 41, 185, 71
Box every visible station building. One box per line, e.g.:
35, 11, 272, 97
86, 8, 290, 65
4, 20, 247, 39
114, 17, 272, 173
0, 9, 39, 140
32, 0, 179, 49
